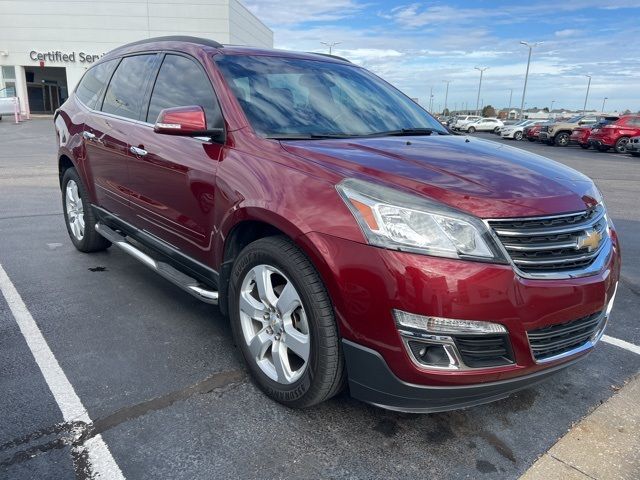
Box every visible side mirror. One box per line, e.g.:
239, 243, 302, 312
154, 106, 224, 141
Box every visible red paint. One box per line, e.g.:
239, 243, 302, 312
55, 39, 622, 389
154, 105, 207, 134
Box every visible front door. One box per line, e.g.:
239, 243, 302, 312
125, 53, 225, 264
83, 53, 158, 223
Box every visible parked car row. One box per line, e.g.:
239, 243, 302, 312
447, 115, 504, 133
478, 114, 640, 158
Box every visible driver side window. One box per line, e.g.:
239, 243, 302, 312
146, 54, 222, 127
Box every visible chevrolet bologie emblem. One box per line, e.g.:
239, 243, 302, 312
576, 229, 602, 252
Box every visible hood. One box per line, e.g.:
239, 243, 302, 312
281, 135, 600, 218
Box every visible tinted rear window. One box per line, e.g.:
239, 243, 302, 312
101, 55, 157, 120
75, 60, 117, 109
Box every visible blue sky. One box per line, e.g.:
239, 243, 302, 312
244, 1, 640, 113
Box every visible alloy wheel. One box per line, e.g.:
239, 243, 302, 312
238, 264, 310, 385
65, 180, 85, 240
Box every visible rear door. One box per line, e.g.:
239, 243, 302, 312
125, 53, 225, 264
85, 53, 159, 222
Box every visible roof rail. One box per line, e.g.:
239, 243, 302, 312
309, 52, 351, 63
111, 35, 223, 52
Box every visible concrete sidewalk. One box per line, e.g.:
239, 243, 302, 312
521, 374, 640, 480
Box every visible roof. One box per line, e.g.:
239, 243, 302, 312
105, 36, 351, 64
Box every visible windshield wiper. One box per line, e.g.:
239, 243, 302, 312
363, 128, 450, 137
265, 133, 362, 140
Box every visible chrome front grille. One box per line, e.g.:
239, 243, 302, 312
488, 205, 609, 276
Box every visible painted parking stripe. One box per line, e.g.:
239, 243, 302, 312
602, 335, 640, 355
0, 263, 125, 479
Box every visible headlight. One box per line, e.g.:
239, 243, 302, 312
336, 178, 505, 262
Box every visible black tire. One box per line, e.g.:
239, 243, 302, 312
580, 143, 590, 149
467, 126, 476, 133
61, 168, 111, 253
493, 127, 500, 133
614, 137, 629, 154
597, 145, 609, 152
527, 137, 536, 142
229, 235, 345, 408
554, 132, 570, 146
514, 131, 523, 141
631, 152, 640, 157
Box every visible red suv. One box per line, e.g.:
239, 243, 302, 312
588, 115, 640, 153
55, 37, 620, 412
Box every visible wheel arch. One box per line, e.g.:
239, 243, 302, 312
217, 213, 307, 316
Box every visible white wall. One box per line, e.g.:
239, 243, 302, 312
0, 0, 273, 114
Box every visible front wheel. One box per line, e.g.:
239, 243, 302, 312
229, 236, 345, 408
514, 131, 523, 141
554, 132, 570, 146
61, 168, 111, 252
467, 126, 476, 133
615, 137, 629, 154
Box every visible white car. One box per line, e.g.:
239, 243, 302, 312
0, 87, 18, 121
464, 118, 504, 133
452, 115, 481, 130
500, 120, 545, 140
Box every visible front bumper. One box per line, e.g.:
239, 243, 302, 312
628, 139, 640, 153
300, 228, 620, 410
589, 136, 615, 148
343, 339, 587, 412
539, 131, 551, 141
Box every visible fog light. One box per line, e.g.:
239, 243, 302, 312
407, 341, 453, 367
393, 309, 507, 335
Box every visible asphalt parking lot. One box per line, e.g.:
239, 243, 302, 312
1, 119, 639, 480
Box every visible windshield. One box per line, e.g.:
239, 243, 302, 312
214, 55, 448, 138
567, 115, 583, 123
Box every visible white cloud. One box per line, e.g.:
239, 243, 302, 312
555, 29, 581, 37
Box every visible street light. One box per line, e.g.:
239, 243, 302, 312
474, 67, 488, 115
507, 88, 513, 114
320, 41, 341, 54
550, 100, 555, 111
582, 75, 592, 114
442, 80, 451, 114
601, 96, 608, 113
519, 41, 543, 120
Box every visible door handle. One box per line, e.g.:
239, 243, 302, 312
82, 131, 96, 140
129, 146, 148, 157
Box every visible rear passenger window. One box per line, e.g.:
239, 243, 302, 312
146, 54, 222, 127
101, 55, 157, 120
75, 60, 117, 109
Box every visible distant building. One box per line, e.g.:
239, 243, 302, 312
0, 0, 273, 116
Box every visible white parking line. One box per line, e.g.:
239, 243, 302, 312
602, 335, 640, 355
0, 263, 125, 479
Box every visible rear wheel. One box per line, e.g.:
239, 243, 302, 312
467, 126, 476, 133
229, 236, 345, 408
554, 132, 570, 146
514, 131, 523, 141
62, 168, 111, 253
614, 137, 630, 154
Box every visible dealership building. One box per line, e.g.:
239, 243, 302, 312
0, 0, 272, 115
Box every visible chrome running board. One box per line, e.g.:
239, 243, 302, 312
95, 223, 219, 305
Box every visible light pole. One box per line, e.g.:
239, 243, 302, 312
429, 86, 434, 113
601, 96, 608, 113
582, 75, 591, 114
519, 41, 542, 120
550, 99, 555, 111
320, 41, 341, 54
507, 88, 513, 116
443, 80, 451, 115
474, 67, 488, 115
